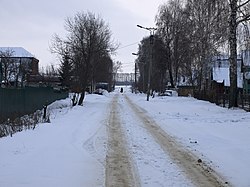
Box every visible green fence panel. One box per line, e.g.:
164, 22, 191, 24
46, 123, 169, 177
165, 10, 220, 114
0, 87, 68, 122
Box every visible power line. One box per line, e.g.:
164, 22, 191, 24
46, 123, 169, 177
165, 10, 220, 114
117, 42, 139, 50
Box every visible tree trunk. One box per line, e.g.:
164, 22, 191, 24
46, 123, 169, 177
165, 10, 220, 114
168, 67, 175, 88
167, 46, 175, 88
78, 88, 86, 105
229, 0, 238, 108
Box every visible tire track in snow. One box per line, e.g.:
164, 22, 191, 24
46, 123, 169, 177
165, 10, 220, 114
105, 94, 140, 187
118, 94, 194, 186
124, 95, 231, 187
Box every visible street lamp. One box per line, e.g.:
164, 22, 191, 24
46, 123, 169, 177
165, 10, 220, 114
136, 24, 157, 101
137, 25, 157, 33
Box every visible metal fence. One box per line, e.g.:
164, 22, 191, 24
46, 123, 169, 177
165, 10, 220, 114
0, 87, 68, 123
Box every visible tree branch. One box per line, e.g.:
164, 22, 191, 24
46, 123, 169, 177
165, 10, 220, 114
237, 14, 250, 25
237, 0, 250, 9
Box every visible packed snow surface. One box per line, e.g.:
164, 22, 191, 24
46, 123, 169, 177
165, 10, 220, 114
0, 87, 250, 187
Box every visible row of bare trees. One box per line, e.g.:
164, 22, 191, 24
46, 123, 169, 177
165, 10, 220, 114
51, 12, 118, 105
135, 0, 250, 107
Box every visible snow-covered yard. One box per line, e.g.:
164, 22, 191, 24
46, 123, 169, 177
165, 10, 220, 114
0, 87, 250, 187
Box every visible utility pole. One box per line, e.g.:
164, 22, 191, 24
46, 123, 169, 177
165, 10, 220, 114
132, 53, 138, 94
137, 25, 157, 101
135, 62, 137, 93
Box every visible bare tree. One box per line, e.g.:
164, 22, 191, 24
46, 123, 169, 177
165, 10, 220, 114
156, 0, 250, 107
237, 23, 250, 50
228, 0, 250, 108
51, 11, 117, 105
156, 0, 184, 88
187, 0, 228, 90
42, 64, 58, 76
0, 50, 16, 87
156, 0, 229, 92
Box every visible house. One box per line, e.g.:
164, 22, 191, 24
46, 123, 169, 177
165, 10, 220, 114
211, 51, 250, 94
115, 73, 135, 85
0, 47, 39, 87
211, 54, 243, 92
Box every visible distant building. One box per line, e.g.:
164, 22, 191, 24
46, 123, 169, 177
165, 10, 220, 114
115, 73, 135, 85
211, 51, 250, 94
212, 54, 243, 88
0, 47, 39, 87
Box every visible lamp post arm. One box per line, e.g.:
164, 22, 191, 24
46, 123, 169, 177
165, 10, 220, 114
137, 25, 157, 35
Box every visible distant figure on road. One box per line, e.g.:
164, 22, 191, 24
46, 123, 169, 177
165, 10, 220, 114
120, 87, 123, 93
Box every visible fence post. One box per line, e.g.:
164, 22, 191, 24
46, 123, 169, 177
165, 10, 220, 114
223, 93, 226, 107
43, 105, 47, 121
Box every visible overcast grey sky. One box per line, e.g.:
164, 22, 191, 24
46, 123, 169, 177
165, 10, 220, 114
0, 0, 166, 72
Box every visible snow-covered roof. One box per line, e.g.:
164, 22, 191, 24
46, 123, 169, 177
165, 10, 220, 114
0, 47, 35, 58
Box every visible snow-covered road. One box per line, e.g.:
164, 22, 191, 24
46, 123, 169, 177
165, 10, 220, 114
123, 94, 228, 186
1, 87, 250, 186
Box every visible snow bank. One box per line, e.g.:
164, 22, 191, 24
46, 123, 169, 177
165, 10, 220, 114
0, 94, 112, 187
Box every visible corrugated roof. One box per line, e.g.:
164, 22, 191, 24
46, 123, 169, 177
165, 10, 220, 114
0, 47, 34, 58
